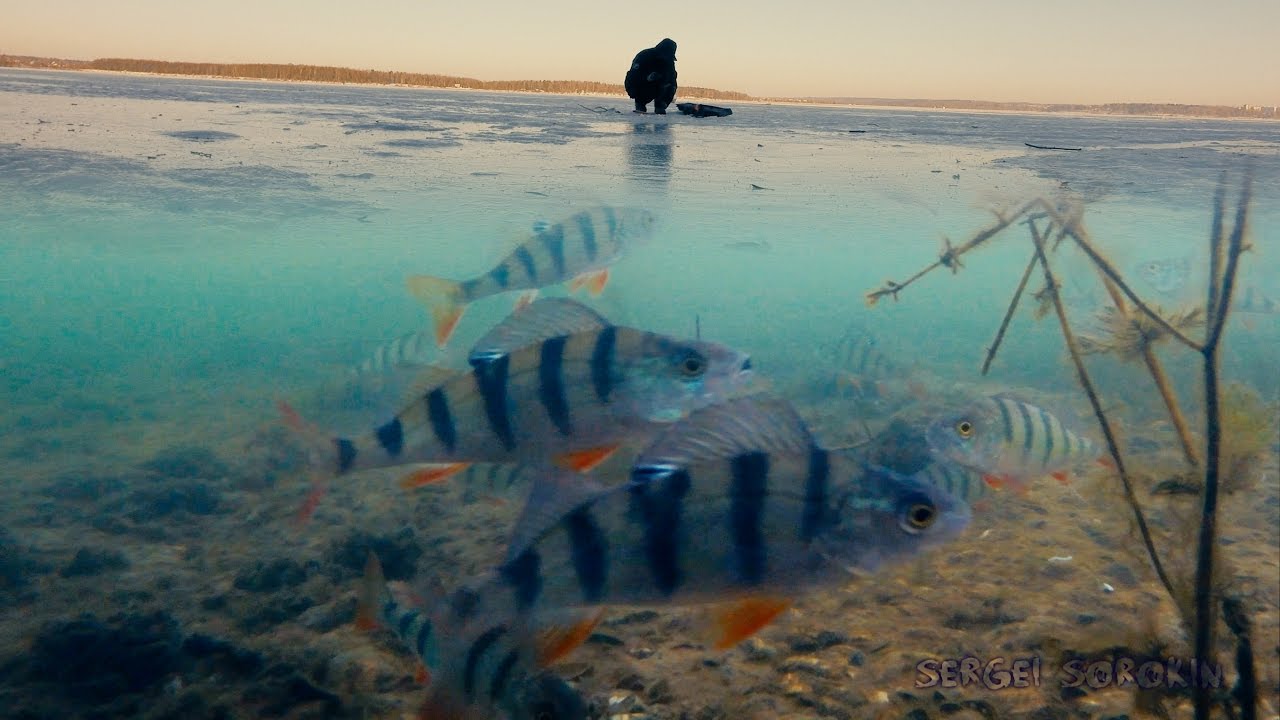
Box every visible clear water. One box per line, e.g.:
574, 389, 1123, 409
1, 68, 1277, 718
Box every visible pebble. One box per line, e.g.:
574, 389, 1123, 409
645, 678, 674, 704
629, 646, 655, 659
777, 656, 831, 678
741, 637, 777, 663
848, 649, 866, 667
616, 673, 646, 692
608, 693, 642, 713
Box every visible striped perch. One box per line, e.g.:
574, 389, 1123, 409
356, 554, 589, 720
407, 206, 656, 346
280, 298, 754, 489
925, 394, 1101, 494
431, 395, 970, 651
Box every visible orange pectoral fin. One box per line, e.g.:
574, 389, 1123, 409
414, 662, 431, 685
712, 597, 792, 650
1050, 470, 1070, 484
586, 268, 610, 296
1096, 456, 1116, 470
982, 474, 1005, 490
400, 463, 472, 489
555, 445, 620, 473
536, 609, 605, 667
514, 290, 538, 312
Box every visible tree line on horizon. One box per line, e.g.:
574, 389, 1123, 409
2, 54, 1272, 118
0, 54, 752, 100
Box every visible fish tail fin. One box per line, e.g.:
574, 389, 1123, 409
275, 399, 343, 476
356, 552, 388, 631
406, 275, 467, 347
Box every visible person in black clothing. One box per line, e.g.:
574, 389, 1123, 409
625, 38, 677, 114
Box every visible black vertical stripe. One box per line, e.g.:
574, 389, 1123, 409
995, 398, 1015, 445
336, 438, 357, 473
540, 223, 567, 279
463, 625, 509, 699
1039, 408, 1055, 469
376, 417, 404, 456
472, 355, 516, 451
538, 336, 573, 436
730, 452, 769, 586
628, 465, 690, 596
489, 649, 522, 702
397, 610, 419, 637
958, 467, 971, 499
426, 388, 457, 453
489, 262, 511, 289
415, 618, 433, 658
1015, 401, 1035, 464
565, 507, 608, 602
460, 277, 482, 300
601, 207, 618, 248
514, 246, 538, 282
590, 326, 617, 402
575, 212, 598, 263
500, 548, 543, 610
800, 447, 829, 542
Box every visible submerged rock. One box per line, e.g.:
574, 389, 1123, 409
140, 445, 230, 480
234, 558, 310, 593
60, 547, 130, 577
326, 527, 422, 581
24, 611, 184, 702
125, 482, 223, 521
0, 528, 50, 603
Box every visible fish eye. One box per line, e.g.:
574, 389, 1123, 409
956, 420, 974, 437
900, 501, 938, 533
677, 350, 706, 377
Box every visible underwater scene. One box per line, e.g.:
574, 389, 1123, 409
1, 67, 1278, 720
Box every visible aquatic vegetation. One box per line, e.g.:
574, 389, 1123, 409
1078, 304, 1205, 362
1216, 382, 1276, 496
863, 172, 1261, 720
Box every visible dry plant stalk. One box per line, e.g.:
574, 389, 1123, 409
862, 177, 1259, 720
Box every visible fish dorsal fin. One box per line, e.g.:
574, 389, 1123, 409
505, 466, 612, 565
404, 365, 466, 396
469, 298, 611, 361
636, 394, 817, 470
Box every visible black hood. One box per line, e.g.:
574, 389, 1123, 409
656, 38, 677, 59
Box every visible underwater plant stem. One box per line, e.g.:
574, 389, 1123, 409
981, 246, 1040, 375
1027, 220, 1177, 601
1206, 179, 1227, 322
1193, 172, 1251, 720
1222, 596, 1258, 720
865, 199, 1040, 304
1039, 203, 1203, 352
1140, 347, 1200, 466
1093, 271, 1200, 465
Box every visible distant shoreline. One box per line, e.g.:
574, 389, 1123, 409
2, 59, 1275, 122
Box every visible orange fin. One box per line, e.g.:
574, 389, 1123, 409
433, 304, 465, 347
555, 445, 619, 473
414, 662, 430, 685
1096, 456, 1116, 470
1050, 470, 1070, 484
356, 553, 385, 631
292, 477, 329, 529
276, 399, 307, 433
569, 269, 610, 296
981, 474, 1005, 490
513, 290, 539, 312
586, 268, 610, 296
712, 597, 791, 650
406, 275, 466, 348
536, 609, 605, 666
400, 463, 472, 489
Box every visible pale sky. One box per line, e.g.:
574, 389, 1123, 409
3, 0, 1277, 105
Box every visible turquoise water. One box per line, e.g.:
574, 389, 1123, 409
1, 68, 1278, 719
